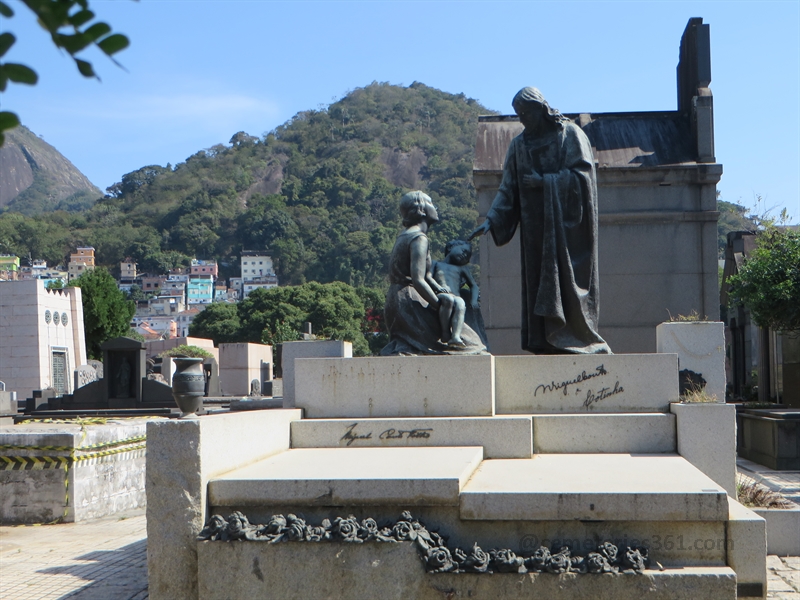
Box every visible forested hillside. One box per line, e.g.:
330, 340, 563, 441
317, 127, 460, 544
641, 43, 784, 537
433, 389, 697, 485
0, 83, 493, 285
717, 200, 758, 256
0, 84, 763, 283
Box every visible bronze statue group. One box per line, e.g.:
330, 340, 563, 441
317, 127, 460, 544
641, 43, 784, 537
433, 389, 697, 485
382, 87, 610, 357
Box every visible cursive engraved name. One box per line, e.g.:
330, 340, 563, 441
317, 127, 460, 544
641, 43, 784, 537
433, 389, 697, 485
340, 423, 373, 446
582, 381, 625, 409
379, 428, 434, 440
534, 365, 608, 397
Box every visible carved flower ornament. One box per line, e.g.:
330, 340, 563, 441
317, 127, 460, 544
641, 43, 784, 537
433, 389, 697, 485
198, 511, 649, 575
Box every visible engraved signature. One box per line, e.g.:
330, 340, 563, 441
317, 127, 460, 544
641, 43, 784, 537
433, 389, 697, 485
340, 423, 373, 446
379, 428, 433, 440
534, 365, 608, 397
339, 423, 434, 446
582, 381, 625, 409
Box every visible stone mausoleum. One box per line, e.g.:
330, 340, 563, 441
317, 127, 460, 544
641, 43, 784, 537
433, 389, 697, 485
474, 18, 720, 354
0, 279, 87, 399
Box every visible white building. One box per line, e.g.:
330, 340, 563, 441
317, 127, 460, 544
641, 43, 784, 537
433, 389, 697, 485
241, 251, 275, 280
240, 251, 278, 299
131, 316, 177, 340
0, 280, 87, 399
242, 276, 279, 298
175, 307, 202, 337
229, 277, 243, 295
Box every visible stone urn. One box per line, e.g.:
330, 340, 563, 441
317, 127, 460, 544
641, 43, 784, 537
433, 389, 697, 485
171, 357, 205, 416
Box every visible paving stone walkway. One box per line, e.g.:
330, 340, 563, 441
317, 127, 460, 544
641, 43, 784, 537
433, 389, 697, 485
0, 505, 798, 599
768, 555, 800, 599
0, 509, 148, 600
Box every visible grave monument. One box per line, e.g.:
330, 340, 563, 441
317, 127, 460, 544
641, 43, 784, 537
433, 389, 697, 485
40, 337, 174, 412
144, 18, 765, 600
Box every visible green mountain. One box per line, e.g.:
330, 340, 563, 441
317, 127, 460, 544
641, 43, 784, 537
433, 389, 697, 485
0, 86, 766, 285
717, 200, 758, 257
0, 125, 102, 215
0, 82, 495, 285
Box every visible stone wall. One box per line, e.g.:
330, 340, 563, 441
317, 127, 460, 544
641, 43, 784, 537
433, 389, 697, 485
0, 419, 147, 524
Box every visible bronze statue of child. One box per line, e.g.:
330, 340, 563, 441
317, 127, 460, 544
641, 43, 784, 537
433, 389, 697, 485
431, 239, 480, 347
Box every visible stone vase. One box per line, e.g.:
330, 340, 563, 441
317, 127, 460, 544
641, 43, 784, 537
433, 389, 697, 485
171, 357, 205, 416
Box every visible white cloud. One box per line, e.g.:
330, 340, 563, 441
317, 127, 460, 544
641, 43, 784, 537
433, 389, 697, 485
89, 92, 281, 122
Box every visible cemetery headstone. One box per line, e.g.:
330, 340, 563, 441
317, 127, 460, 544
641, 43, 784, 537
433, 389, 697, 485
102, 337, 146, 407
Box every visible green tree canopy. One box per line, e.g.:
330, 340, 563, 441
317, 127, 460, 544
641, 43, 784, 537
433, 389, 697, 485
240, 282, 369, 355
126, 284, 149, 302
189, 282, 381, 355
717, 200, 757, 258
69, 267, 135, 358
188, 302, 241, 344
727, 227, 800, 332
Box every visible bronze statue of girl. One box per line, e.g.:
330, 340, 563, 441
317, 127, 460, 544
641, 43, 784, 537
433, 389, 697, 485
381, 191, 486, 356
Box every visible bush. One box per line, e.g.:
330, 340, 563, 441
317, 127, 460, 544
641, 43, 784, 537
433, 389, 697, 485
159, 345, 213, 359
727, 227, 800, 332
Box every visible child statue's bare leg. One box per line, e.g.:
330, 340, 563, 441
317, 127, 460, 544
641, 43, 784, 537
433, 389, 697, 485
437, 293, 454, 343
449, 297, 467, 346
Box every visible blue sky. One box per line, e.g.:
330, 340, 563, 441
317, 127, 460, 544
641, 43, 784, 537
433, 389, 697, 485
3, 0, 799, 220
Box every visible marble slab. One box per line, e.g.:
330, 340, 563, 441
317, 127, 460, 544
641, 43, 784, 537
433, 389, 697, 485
209, 446, 484, 507
495, 354, 679, 414
294, 356, 495, 418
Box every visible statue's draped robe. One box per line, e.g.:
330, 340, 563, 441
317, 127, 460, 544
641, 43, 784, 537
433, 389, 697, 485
381, 230, 486, 356
486, 121, 611, 354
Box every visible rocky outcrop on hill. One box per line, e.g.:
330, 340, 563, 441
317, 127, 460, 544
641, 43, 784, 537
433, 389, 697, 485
0, 125, 101, 213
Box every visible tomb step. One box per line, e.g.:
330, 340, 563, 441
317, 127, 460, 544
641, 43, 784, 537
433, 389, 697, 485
532, 413, 676, 453
290, 416, 532, 458
460, 454, 728, 522
208, 446, 483, 508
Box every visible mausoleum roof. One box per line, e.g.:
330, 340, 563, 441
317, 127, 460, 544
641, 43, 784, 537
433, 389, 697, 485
475, 111, 696, 172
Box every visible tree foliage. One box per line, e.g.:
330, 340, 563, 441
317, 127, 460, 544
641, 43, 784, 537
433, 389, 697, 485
159, 344, 213, 359
188, 302, 241, 345
126, 284, 150, 302
727, 227, 800, 332
0, 0, 130, 145
69, 267, 135, 359
189, 281, 381, 355
717, 200, 758, 258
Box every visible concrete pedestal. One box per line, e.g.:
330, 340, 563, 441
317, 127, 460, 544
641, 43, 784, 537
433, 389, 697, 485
218, 343, 272, 397
1, 419, 149, 524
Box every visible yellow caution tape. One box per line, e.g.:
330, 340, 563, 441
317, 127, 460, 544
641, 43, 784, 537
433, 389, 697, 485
1, 435, 148, 524
0, 455, 70, 470
72, 442, 147, 462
